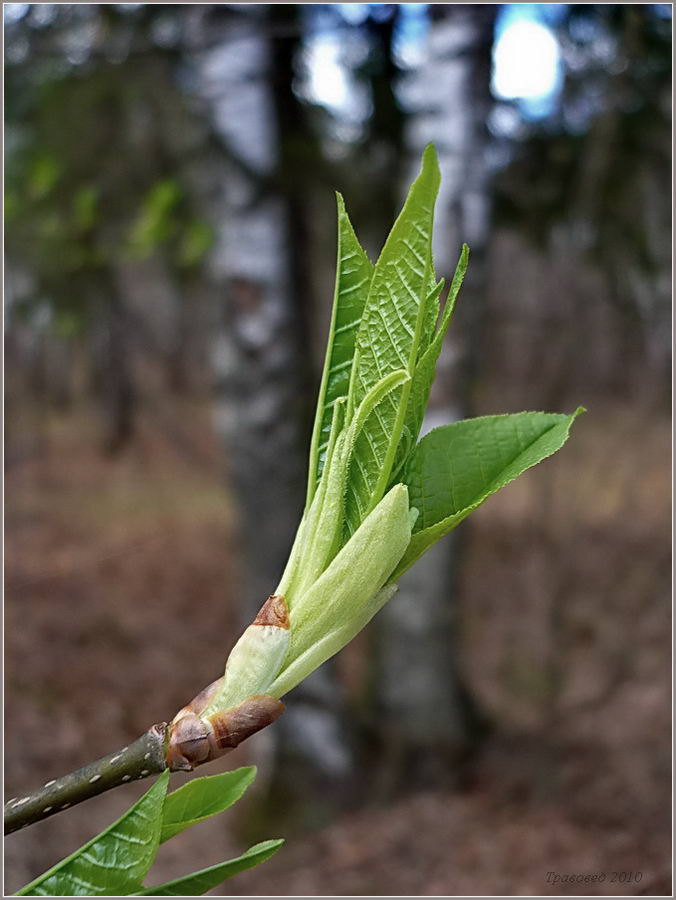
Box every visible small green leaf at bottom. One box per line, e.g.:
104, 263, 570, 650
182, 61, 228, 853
134, 839, 284, 896
159, 767, 257, 843
17, 772, 170, 897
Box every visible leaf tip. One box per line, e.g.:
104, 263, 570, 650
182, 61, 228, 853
249, 837, 285, 854
422, 141, 438, 165
421, 142, 441, 185
390, 481, 410, 507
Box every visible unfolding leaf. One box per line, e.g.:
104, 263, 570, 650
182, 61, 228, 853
418, 249, 442, 357
273, 483, 411, 692
17, 772, 170, 897
393, 408, 585, 578
343, 144, 441, 534
390, 245, 469, 481
291, 399, 348, 597
268, 584, 397, 699
307, 194, 373, 504
292, 370, 409, 598
159, 768, 256, 843
134, 840, 284, 896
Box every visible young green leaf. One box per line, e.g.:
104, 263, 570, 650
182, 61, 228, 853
306, 194, 373, 505
393, 408, 585, 579
134, 839, 284, 896
418, 250, 443, 358
159, 768, 256, 843
343, 144, 441, 535
17, 771, 170, 897
390, 245, 469, 482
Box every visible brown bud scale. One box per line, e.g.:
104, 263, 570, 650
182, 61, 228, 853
166, 711, 210, 771
182, 676, 224, 717
207, 695, 285, 751
166, 694, 284, 771
253, 594, 290, 629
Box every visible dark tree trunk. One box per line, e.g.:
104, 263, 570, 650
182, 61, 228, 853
101, 282, 136, 456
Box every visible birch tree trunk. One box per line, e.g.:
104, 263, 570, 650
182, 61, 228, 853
191, 6, 353, 816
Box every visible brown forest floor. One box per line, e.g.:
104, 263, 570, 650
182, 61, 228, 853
4, 402, 672, 896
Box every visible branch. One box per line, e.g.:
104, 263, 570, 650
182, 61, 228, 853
4, 724, 168, 835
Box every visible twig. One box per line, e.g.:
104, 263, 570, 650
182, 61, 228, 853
4, 724, 168, 835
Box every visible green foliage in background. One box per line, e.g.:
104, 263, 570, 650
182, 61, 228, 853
16, 768, 282, 897
5, 68, 214, 338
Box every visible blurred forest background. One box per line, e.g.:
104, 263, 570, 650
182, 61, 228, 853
4, 3, 672, 896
